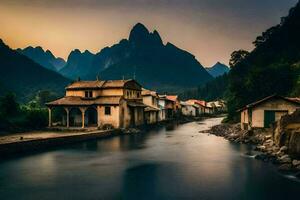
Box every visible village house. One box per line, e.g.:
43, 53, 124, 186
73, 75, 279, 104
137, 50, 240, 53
46, 79, 146, 129
159, 95, 176, 119
166, 95, 181, 116
180, 101, 198, 117
142, 89, 160, 124
158, 95, 167, 121
239, 95, 300, 130
186, 99, 206, 115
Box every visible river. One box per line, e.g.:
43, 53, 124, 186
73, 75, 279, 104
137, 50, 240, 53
0, 117, 299, 200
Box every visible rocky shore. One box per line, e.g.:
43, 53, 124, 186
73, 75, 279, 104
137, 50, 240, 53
205, 122, 300, 177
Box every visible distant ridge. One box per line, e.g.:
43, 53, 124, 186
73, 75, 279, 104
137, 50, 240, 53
206, 62, 230, 77
60, 23, 212, 92
17, 46, 66, 71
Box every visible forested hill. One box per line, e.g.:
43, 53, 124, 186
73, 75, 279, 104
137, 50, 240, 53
184, 1, 300, 119
226, 1, 300, 118
0, 39, 70, 102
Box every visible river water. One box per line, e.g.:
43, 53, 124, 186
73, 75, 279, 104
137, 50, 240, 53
0, 117, 299, 200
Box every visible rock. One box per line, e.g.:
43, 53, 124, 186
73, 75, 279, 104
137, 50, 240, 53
278, 155, 292, 163
292, 160, 300, 166
265, 135, 272, 140
278, 163, 292, 171
280, 146, 288, 153
256, 145, 266, 151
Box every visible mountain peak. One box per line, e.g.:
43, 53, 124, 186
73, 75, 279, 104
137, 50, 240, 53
129, 23, 150, 42
206, 62, 230, 77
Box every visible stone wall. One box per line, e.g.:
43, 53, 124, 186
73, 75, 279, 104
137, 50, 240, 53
273, 109, 300, 157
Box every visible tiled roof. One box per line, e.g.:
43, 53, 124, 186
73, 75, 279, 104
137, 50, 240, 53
66, 80, 105, 89
166, 95, 178, 102
238, 94, 300, 112
102, 80, 133, 88
46, 96, 122, 106
142, 89, 157, 96
186, 99, 206, 107
145, 105, 160, 111
66, 79, 134, 90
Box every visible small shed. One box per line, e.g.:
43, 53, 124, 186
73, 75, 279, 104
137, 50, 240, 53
239, 95, 300, 130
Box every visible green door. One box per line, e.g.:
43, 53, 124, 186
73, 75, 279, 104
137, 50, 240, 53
264, 111, 275, 128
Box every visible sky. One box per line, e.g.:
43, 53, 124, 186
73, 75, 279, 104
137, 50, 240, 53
0, 0, 298, 67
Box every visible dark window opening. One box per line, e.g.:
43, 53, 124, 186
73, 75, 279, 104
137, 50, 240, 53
85, 91, 93, 98
105, 106, 111, 115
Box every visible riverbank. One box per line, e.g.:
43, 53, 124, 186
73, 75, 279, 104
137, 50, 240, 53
0, 116, 201, 158
205, 122, 300, 177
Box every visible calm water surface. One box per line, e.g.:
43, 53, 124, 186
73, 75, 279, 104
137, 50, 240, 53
0, 117, 299, 200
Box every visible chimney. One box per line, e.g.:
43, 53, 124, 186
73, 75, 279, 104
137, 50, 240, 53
77, 77, 81, 81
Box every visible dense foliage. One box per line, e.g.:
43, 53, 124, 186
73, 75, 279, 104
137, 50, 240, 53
180, 74, 228, 101
226, 1, 300, 120
0, 91, 57, 133
185, 1, 300, 121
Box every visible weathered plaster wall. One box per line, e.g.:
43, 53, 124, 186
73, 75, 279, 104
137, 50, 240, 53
97, 105, 120, 128
252, 99, 299, 128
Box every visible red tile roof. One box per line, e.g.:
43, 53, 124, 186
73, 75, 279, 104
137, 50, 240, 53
166, 95, 178, 102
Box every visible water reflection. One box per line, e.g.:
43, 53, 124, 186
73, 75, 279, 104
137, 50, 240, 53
0, 118, 299, 200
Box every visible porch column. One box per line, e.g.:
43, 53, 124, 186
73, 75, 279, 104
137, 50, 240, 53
79, 107, 87, 128
97, 106, 101, 128
48, 107, 52, 127
64, 107, 70, 128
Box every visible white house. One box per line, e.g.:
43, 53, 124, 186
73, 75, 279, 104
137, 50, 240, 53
239, 95, 300, 130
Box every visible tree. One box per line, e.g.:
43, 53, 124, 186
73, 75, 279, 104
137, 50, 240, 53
0, 93, 19, 118
229, 50, 250, 68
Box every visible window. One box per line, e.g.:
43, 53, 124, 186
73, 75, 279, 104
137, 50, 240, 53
85, 91, 93, 98
105, 106, 111, 115
137, 92, 140, 98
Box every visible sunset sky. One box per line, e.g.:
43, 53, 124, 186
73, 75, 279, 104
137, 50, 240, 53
0, 0, 298, 67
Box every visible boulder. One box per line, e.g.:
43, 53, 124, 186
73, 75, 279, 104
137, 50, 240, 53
278, 155, 291, 163
280, 146, 288, 153
292, 160, 300, 166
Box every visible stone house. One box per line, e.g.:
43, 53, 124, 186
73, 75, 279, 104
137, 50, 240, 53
239, 95, 300, 130
46, 79, 146, 129
142, 89, 160, 124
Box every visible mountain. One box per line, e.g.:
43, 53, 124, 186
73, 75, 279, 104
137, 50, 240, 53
206, 62, 230, 77
60, 23, 212, 92
0, 39, 70, 102
59, 49, 94, 79
17, 46, 66, 71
